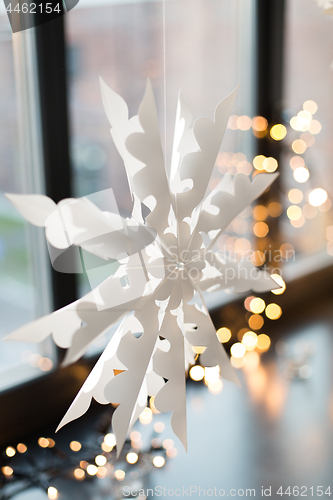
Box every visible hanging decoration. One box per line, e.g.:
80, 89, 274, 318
5, 79, 279, 453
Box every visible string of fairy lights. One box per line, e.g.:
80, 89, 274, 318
0, 412, 177, 500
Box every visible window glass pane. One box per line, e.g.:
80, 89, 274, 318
282, 0, 333, 265
0, 17, 54, 389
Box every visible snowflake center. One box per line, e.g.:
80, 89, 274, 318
176, 262, 186, 271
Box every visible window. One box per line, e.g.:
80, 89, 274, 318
281, 0, 333, 266
1, 0, 333, 446
0, 11, 54, 391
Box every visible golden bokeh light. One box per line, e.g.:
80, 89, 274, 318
309, 119, 321, 134
95, 455, 107, 467
6, 446, 16, 457
308, 188, 328, 207
230, 342, 246, 358
154, 422, 165, 433
290, 156, 305, 170
87, 465, 98, 476
189, 365, 205, 381
290, 116, 301, 131
253, 222, 269, 237
242, 331, 258, 351
293, 166, 310, 183
163, 439, 175, 450
267, 201, 282, 217
288, 188, 303, 204
237, 115, 252, 131
204, 366, 220, 385
303, 100, 318, 114
126, 452, 139, 464
280, 243, 295, 259
130, 431, 141, 443
233, 152, 247, 163
70, 441, 82, 452
251, 250, 266, 267
253, 205, 268, 221
270, 124, 287, 140
301, 132, 315, 147
38, 357, 54, 372
287, 205, 302, 221
250, 297, 266, 314
216, 327, 232, 343
303, 203, 317, 219
237, 327, 249, 341
248, 314, 264, 330
292, 139, 307, 154
234, 238, 252, 254
97, 467, 107, 479
74, 468, 85, 480
236, 160, 253, 176
297, 110, 312, 127
104, 433, 116, 447
139, 407, 153, 424
2, 466, 13, 476
265, 304, 282, 320
38, 438, 49, 449
252, 116, 268, 131
256, 334, 271, 352
153, 456, 165, 468
166, 448, 178, 458
17, 443, 27, 454
101, 442, 113, 453
114, 469, 126, 480
152, 438, 162, 448
47, 487, 58, 499
253, 155, 266, 171
244, 296, 256, 311
263, 157, 278, 172
271, 274, 286, 295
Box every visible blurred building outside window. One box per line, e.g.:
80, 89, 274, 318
0, 6, 55, 391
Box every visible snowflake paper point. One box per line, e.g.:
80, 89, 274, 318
5, 78, 279, 454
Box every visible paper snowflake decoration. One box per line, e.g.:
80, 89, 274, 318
6, 79, 279, 453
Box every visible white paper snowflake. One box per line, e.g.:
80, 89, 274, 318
6, 79, 279, 453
